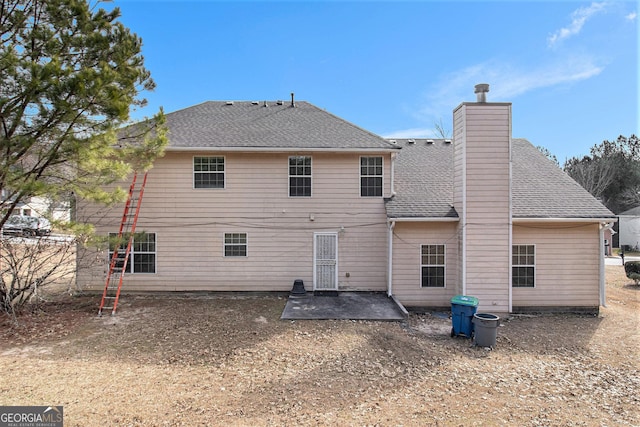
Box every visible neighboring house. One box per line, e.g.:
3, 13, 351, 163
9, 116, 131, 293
17, 196, 70, 222
618, 206, 640, 251
76, 88, 616, 313
1, 190, 70, 222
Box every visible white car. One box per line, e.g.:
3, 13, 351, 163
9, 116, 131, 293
1, 215, 52, 236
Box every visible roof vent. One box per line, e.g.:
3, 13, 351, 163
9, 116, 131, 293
290, 92, 296, 107
389, 139, 397, 144
444, 139, 452, 144
426, 139, 434, 144
474, 83, 490, 103
263, 101, 268, 107
251, 101, 259, 105
407, 139, 415, 144
225, 101, 234, 106
276, 100, 283, 105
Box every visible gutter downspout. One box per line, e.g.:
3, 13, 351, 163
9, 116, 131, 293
390, 152, 397, 197
461, 159, 467, 296
599, 222, 614, 307
387, 219, 396, 297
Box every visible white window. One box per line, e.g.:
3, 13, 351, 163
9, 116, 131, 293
512, 245, 535, 287
194, 156, 225, 188
360, 156, 383, 197
289, 156, 312, 197
224, 233, 247, 257
421, 244, 445, 287
108, 232, 156, 274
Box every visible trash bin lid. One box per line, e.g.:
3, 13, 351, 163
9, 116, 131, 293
450, 295, 479, 307
474, 312, 499, 321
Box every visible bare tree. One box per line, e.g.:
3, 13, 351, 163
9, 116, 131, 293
433, 118, 451, 139
0, 236, 75, 318
536, 146, 560, 167
619, 186, 640, 210
564, 135, 640, 213
564, 156, 617, 203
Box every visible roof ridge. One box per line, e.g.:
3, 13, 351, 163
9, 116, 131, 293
161, 99, 399, 151
308, 103, 400, 150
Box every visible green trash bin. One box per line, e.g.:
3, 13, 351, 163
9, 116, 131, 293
473, 313, 500, 347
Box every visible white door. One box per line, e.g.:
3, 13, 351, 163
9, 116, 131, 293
314, 232, 338, 291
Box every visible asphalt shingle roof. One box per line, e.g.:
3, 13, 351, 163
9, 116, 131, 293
385, 139, 457, 219
159, 100, 613, 220
511, 139, 614, 219
386, 138, 615, 220
163, 101, 399, 151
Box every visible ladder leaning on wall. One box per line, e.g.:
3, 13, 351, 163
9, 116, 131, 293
98, 172, 148, 316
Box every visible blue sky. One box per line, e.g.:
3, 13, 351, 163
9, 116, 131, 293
114, 1, 638, 162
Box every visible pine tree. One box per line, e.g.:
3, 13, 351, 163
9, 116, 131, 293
0, 0, 167, 229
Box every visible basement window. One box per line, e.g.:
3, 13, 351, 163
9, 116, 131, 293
512, 245, 535, 287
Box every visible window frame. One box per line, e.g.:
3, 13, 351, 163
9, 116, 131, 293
223, 232, 248, 257
359, 156, 384, 197
420, 244, 446, 288
288, 156, 312, 197
512, 244, 535, 287
193, 156, 226, 189
107, 232, 157, 274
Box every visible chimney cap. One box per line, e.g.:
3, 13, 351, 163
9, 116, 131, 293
474, 83, 490, 102
474, 83, 490, 93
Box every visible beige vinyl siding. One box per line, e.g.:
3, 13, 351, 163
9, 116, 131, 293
453, 103, 512, 312
391, 222, 459, 307
76, 152, 391, 292
452, 106, 465, 211
512, 223, 601, 308
452, 106, 465, 288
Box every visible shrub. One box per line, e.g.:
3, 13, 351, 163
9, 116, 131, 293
624, 261, 640, 285
1, 237, 75, 318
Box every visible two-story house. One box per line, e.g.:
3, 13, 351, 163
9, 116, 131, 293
77, 87, 616, 313
77, 97, 400, 296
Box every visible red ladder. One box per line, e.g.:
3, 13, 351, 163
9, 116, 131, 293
98, 172, 148, 316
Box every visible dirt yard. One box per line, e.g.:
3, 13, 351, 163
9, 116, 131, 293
1, 266, 639, 426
